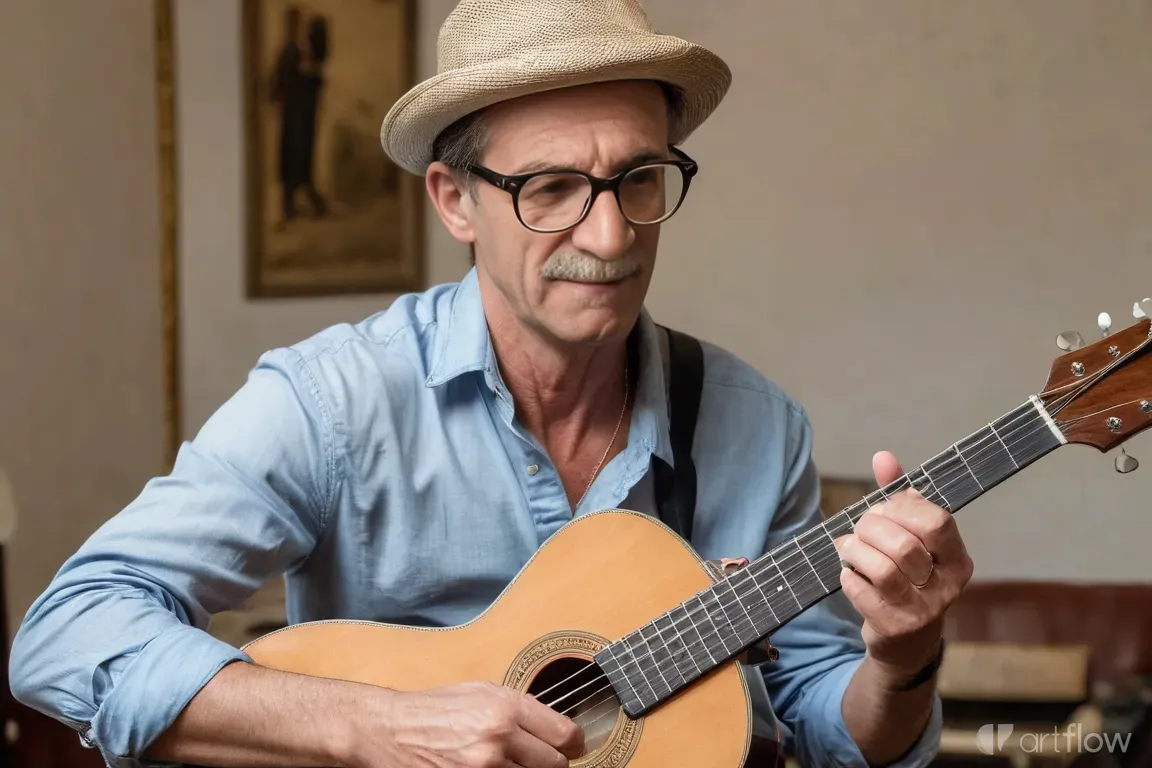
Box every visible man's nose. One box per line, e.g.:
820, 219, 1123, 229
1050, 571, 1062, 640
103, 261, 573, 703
569, 190, 635, 260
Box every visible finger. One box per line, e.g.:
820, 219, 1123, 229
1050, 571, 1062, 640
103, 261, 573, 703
869, 492, 963, 561
840, 561, 888, 618
872, 451, 904, 487
837, 533, 912, 603
516, 697, 584, 760
507, 728, 571, 768
853, 511, 934, 586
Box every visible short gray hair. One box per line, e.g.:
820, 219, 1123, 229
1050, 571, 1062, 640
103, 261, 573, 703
432, 110, 490, 197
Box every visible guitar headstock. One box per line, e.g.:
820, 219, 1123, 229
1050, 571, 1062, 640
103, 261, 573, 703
1039, 312, 1152, 452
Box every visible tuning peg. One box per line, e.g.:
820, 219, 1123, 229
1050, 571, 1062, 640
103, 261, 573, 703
1115, 448, 1139, 474
1135, 298, 1151, 319
1056, 331, 1084, 351
1098, 312, 1113, 336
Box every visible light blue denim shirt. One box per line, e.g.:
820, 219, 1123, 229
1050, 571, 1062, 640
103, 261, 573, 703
11, 268, 941, 767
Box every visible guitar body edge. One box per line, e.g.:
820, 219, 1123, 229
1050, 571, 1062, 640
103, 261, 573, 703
243, 509, 760, 767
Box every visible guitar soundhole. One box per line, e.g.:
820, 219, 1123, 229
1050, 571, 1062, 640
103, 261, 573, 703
526, 656, 622, 756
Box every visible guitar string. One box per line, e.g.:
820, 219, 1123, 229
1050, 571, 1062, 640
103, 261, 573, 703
542, 344, 1145, 708
551, 423, 1060, 723
556, 417, 1082, 723
551, 416, 1056, 715
561, 374, 1142, 723
538, 408, 1064, 716
534, 398, 1053, 707
1051, 396, 1151, 425
598, 418, 1056, 692
539, 337, 1149, 715
542, 397, 1080, 713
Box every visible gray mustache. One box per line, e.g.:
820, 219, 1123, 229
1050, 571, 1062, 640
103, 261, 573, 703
540, 252, 640, 283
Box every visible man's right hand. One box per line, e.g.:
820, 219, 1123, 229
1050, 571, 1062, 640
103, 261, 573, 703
353, 681, 585, 768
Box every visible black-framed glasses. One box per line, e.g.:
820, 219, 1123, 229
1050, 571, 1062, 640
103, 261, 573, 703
463, 146, 698, 234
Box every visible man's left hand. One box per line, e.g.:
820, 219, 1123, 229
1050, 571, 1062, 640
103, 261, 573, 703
835, 450, 974, 681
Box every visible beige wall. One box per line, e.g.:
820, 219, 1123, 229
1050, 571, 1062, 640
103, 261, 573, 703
0, 1, 165, 636
177, 0, 1152, 583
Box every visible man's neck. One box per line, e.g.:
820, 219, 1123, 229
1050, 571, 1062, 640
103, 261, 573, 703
481, 288, 633, 508
487, 311, 628, 439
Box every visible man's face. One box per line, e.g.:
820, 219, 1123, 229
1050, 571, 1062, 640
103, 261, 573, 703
467, 80, 671, 347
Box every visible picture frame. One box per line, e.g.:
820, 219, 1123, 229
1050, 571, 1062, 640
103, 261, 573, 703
241, 0, 424, 298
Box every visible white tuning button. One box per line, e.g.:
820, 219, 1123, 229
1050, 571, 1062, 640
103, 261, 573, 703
1098, 312, 1112, 336
1134, 298, 1150, 319
1056, 331, 1083, 351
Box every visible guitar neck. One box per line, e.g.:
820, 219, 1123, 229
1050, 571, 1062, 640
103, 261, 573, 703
596, 396, 1067, 718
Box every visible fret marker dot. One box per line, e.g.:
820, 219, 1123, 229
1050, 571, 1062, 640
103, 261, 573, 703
777, 586, 783, 592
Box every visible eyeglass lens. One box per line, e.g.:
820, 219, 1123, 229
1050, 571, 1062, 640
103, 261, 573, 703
517, 164, 686, 231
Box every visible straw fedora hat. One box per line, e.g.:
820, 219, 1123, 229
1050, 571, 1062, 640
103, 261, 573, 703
379, 0, 732, 176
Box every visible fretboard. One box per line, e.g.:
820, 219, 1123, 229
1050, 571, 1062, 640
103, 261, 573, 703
595, 396, 1066, 718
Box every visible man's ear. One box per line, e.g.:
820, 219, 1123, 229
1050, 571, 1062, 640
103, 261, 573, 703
425, 161, 476, 246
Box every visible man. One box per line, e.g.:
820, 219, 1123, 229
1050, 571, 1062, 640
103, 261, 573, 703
11, 1, 970, 767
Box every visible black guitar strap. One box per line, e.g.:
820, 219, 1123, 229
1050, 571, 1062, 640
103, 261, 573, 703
653, 326, 704, 543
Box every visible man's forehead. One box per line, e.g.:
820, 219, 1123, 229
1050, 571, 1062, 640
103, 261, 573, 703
480, 81, 670, 172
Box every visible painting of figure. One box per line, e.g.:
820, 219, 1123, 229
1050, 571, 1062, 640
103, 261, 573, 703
244, 0, 422, 296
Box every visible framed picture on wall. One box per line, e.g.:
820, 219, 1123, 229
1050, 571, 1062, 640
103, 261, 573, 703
242, 0, 424, 297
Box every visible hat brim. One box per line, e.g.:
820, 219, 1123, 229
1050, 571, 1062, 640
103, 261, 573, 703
380, 34, 732, 175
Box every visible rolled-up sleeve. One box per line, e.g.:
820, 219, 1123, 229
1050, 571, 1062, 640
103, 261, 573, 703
760, 414, 942, 767
9, 347, 337, 768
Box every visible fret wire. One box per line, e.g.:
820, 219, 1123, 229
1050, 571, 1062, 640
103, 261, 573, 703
735, 567, 779, 626
714, 579, 756, 643
952, 442, 983, 490
722, 577, 759, 638
794, 535, 831, 592
695, 593, 733, 658
649, 612, 691, 686
625, 634, 661, 702
682, 599, 718, 666
698, 592, 737, 656
668, 605, 709, 676
921, 465, 951, 510
819, 519, 837, 545
770, 551, 803, 610
642, 619, 684, 689
599, 644, 645, 711
629, 630, 671, 697
989, 421, 1020, 469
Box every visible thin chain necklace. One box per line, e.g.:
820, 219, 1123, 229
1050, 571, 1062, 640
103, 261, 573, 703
574, 359, 629, 513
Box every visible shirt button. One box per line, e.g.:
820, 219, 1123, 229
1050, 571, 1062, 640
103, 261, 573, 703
526, 464, 539, 475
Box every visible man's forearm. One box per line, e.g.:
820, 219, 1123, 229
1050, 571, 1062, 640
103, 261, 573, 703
841, 649, 939, 766
147, 660, 384, 768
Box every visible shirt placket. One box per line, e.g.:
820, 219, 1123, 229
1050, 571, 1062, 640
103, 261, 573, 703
482, 364, 573, 542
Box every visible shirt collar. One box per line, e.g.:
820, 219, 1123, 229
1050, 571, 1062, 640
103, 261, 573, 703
424, 266, 675, 467
424, 267, 492, 387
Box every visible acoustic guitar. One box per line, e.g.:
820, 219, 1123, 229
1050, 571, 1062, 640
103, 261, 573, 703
243, 312, 1152, 767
